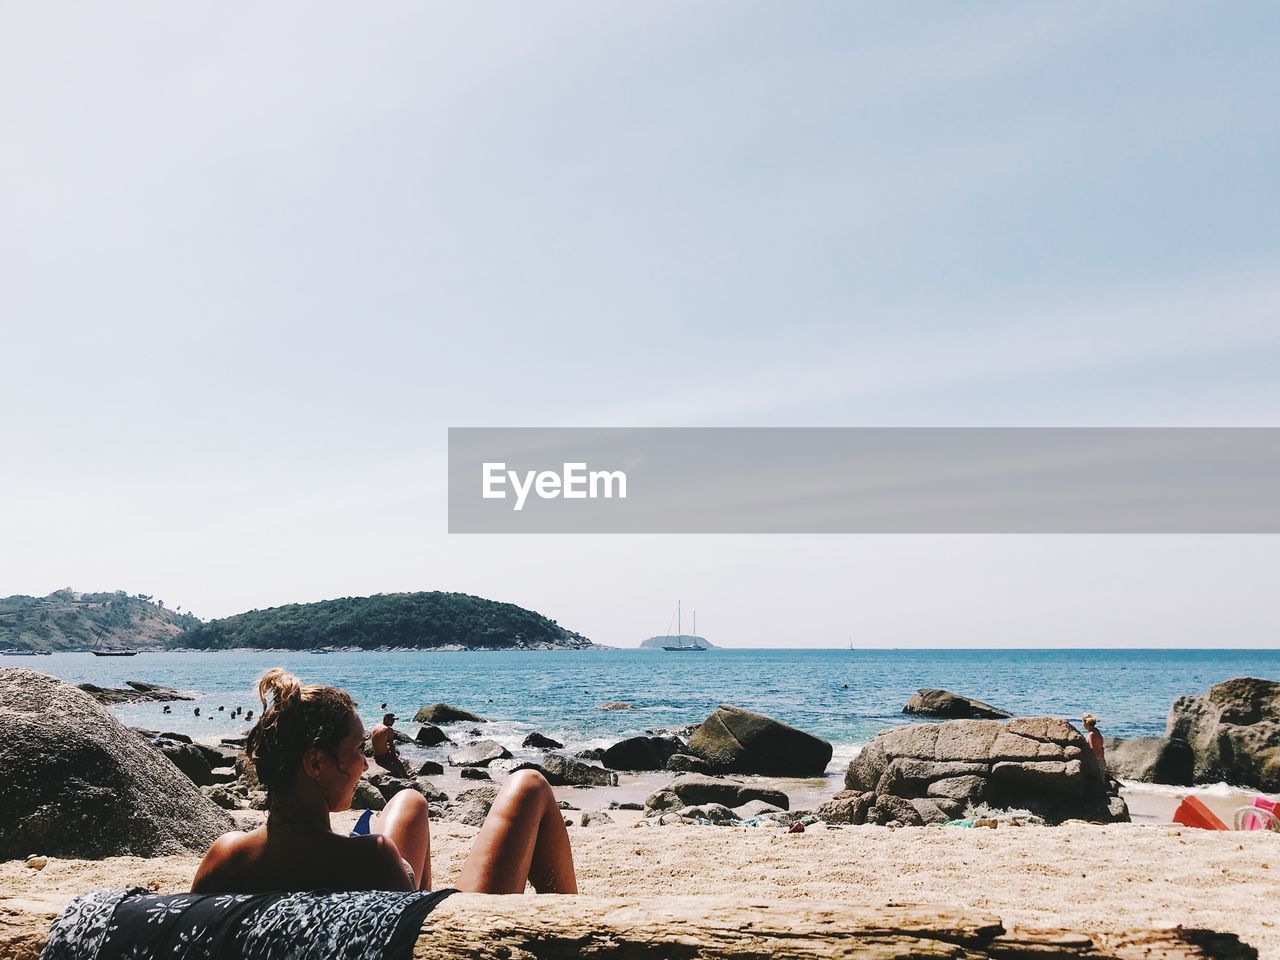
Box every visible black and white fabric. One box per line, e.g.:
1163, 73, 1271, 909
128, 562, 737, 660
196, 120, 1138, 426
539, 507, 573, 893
41, 887, 455, 960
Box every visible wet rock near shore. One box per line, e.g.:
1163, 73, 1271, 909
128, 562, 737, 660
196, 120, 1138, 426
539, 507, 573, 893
460, 767, 491, 781
602, 735, 684, 771
0, 669, 234, 859
522, 731, 563, 749
903, 689, 1012, 720
686, 704, 832, 777
448, 739, 512, 768
414, 703, 487, 724
842, 717, 1127, 825
1167, 677, 1280, 791
415, 723, 452, 747
541, 752, 619, 787
77, 680, 193, 705
665, 753, 718, 774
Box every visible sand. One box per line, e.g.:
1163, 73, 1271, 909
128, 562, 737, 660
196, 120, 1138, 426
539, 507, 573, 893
4, 805, 1277, 958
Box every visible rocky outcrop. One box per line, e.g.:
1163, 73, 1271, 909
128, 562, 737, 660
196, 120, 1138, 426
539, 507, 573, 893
665, 753, 717, 774
1104, 736, 1193, 785
842, 717, 1127, 825
415, 703, 487, 724
686, 705, 832, 777
903, 689, 1011, 720
601, 735, 684, 771
153, 739, 216, 786
0, 669, 234, 859
448, 740, 512, 767
1166, 677, 1280, 791
541, 753, 619, 787
76, 681, 192, 705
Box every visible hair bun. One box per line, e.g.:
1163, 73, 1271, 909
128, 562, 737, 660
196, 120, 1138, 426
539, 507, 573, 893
257, 668, 302, 711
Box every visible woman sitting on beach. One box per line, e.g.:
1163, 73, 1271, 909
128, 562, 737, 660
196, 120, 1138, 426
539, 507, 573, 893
191, 669, 576, 895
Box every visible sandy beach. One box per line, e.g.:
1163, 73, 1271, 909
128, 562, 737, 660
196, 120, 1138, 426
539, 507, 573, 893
5, 799, 1277, 958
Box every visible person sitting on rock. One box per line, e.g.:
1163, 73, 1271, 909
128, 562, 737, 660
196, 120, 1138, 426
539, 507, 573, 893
1081, 713, 1105, 764
191, 668, 576, 894
370, 712, 410, 779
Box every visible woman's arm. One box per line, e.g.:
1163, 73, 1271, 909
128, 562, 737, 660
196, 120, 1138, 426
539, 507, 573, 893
190, 832, 248, 894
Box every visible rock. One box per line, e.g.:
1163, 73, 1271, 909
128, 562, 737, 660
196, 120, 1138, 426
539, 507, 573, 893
598, 702, 635, 710
844, 717, 1125, 825
602, 735, 684, 771
415, 724, 452, 747
873, 794, 924, 827
817, 790, 872, 825
665, 753, 718, 774
575, 748, 606, 762
234, 754, 262, 793
668, 774, 789, 810
75, 681, 193, 705
445, 784, 498, 826
909, 797, 962, 824
157, 731, 193, 744
366, 770, 414, 800
678, 803, 738, 824
903, 689, 1011, 720
448, 740, 512, 768
1105, 736, 1194, 785
732, 799, 784, 819
460, 767, 491, 781
414, 760, 445, 777
413, 778, 449, 803
579, 810, 615, 827
541, 753, 619, 787
686, 704, 833, 777
488, 758, 544, 778
607, 801, 644, 811
352, 780, 387, 810
522, 732, 563, 749
414, 703, 487, 724
199, 784, 246, 810
1166, 678, 1280, 791
644, 788, 681, 812
24, 855, 47, 870
0, 669, 234, 859
153, 740, 215, 786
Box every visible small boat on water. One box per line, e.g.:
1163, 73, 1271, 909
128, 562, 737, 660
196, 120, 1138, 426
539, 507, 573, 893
662, 602, 706, 651
92, 639, 138, 657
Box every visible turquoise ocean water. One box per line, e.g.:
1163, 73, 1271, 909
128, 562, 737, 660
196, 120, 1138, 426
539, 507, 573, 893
11, 648, 1277, 779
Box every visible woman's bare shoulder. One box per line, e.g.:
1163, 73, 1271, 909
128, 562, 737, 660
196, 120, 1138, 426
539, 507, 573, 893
190, 829, 264, 893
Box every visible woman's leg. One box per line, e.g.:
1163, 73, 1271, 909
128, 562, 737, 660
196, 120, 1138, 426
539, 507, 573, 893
457, 769, 577, 894
373, 789, 432, 890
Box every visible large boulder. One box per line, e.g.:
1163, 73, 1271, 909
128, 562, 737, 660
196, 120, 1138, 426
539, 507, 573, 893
1166, 678, 1280, 791
541, 753, 618, 787
0, 669, 234, 859
522, 732, 563, 750
414, 703, 487, 724
153, 739, 215, 786
845, 717, 1125, 825
1105, 736, 1194, 785
903, 689, 1011, 720
686, 705, 832, 777
415, 724, 452, 747
601, 735, 684, 771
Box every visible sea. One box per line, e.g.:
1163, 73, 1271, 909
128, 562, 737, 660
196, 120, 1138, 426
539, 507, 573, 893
12, 648, 1276, 781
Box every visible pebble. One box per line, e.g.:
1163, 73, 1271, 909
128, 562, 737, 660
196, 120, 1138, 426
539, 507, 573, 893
25, 855, 47, 870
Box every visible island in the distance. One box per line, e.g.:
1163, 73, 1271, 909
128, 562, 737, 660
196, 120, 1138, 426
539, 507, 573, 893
638, 634, 717, 650
0, 589, 597, 652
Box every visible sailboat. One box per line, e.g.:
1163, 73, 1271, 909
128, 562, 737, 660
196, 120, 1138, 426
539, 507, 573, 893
92, 637, 138, 657
663, 601, 705, 652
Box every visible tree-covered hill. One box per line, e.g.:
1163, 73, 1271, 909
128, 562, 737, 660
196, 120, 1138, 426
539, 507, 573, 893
0, 589, 199, 652
177, 591, 596, 651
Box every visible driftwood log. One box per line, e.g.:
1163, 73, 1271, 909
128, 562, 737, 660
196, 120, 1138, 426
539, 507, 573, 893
0, 893, 1257, 960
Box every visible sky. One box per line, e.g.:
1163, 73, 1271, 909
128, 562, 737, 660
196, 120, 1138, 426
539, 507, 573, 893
2, 2, 1278, 647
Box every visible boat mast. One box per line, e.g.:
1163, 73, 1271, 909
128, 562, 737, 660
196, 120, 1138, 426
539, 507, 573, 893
677, 600, 681, 639
693, 611, 696, 645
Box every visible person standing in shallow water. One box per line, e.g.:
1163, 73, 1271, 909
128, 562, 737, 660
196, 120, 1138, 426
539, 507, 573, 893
370, 712, 409, 778
191, 669, 576, 894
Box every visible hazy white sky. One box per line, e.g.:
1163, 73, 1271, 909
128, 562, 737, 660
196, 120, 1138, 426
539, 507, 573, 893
2, 3, 1278, 646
